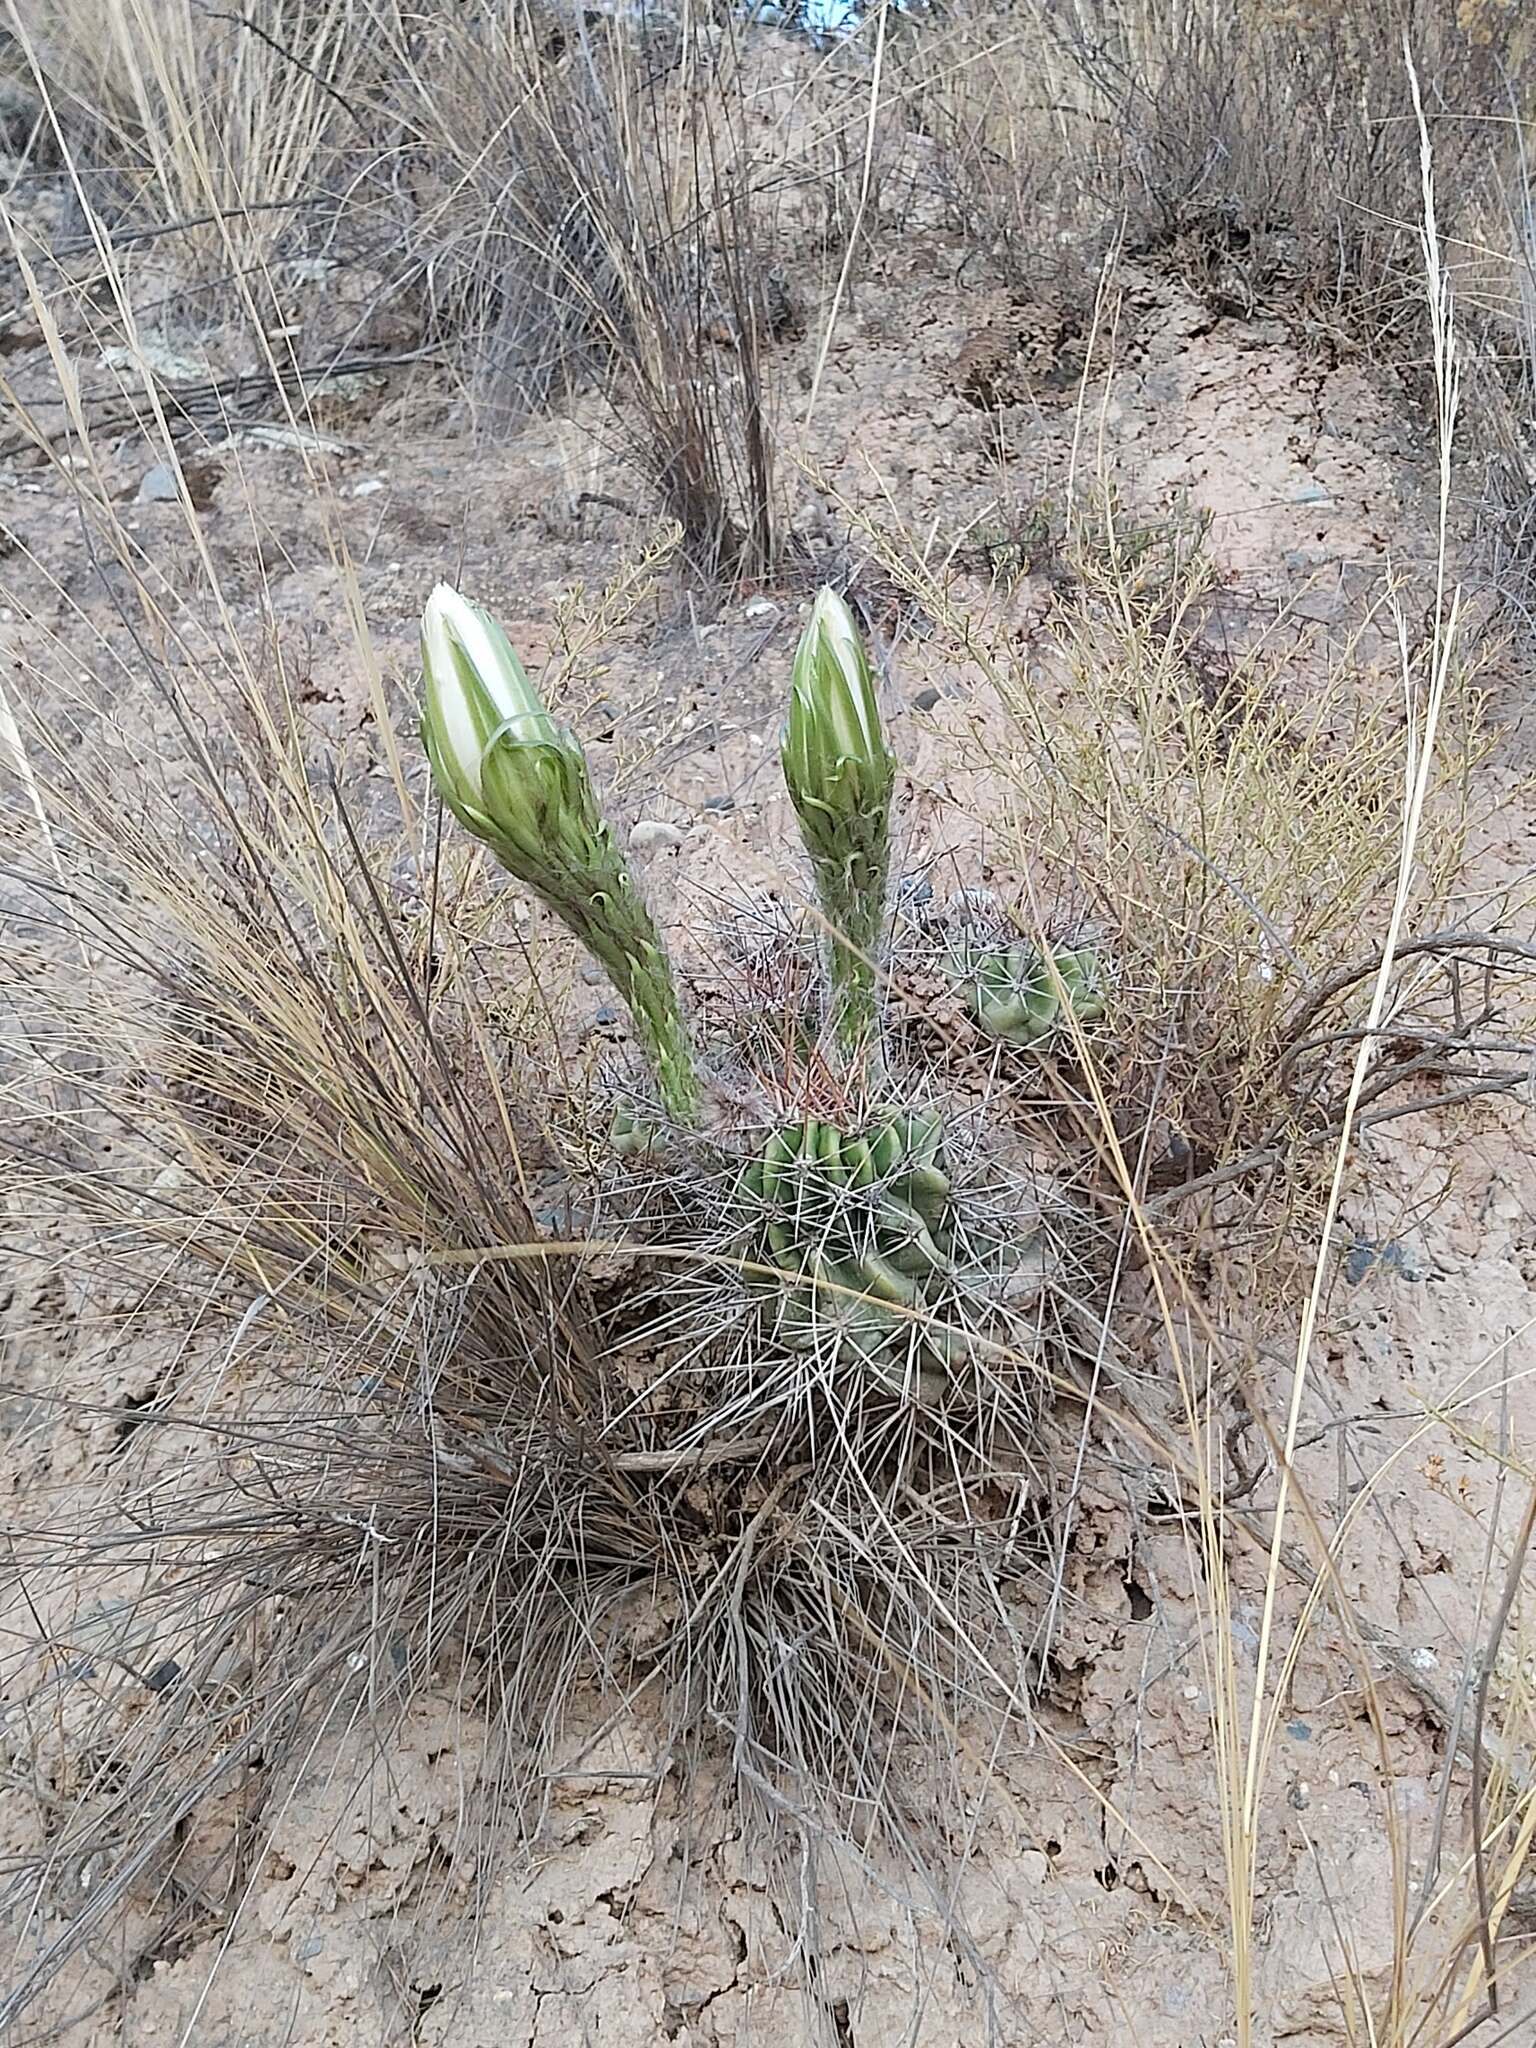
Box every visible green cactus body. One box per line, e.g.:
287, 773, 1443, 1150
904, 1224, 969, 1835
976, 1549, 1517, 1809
737, 1111, 974, 1403
950, 937, 1107, 1050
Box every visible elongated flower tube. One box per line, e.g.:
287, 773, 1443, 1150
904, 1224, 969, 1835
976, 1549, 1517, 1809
781, 587, 895, 1054
420, 584, 701, 1127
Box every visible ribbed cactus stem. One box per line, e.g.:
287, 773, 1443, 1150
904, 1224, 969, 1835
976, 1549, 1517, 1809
819, 855, 887, 1054
595, 926, 702, 1130
479, 817, 701, 1129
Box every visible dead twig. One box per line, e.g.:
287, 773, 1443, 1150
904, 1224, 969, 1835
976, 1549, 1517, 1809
1275, 931, 1536, 1076
1468, 1480, 1536, 2015
0, 349, 441, 459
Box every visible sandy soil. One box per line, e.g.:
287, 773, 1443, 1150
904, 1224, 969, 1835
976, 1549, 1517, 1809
3, 45, 1535, 2045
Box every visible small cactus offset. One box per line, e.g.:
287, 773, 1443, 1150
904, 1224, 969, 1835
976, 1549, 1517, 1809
950, 936, 1107, 1050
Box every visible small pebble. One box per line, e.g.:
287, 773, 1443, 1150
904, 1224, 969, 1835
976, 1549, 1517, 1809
702, 794, 736, 814
1291, 589, 1349, 624
912, 686, 942, 712
136, 462, 181, 504
628, 819, 686, 853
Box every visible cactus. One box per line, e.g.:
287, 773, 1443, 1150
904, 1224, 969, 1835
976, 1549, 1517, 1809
781, 589, 896, 1056
734, 1109, 978, 1402
418, 581, 1066, 1423
950, 937, 1106, 1050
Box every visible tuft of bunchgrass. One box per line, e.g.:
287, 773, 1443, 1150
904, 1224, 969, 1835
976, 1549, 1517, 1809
0, 506, 1084, 2039
372, 6, 782, 580
10, 0, 374, 276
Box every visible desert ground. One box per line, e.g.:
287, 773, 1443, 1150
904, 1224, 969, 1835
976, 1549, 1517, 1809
2, 6, 1534, 2045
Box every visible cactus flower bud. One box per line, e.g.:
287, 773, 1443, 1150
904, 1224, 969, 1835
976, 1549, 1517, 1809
420, 584, 701, 1129
781, 587, 895, 1054
420, 583, 566, 838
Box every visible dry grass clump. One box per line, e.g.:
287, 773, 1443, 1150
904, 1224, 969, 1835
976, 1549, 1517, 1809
373, 9, 783, 577
861, 485, 1527, 1261
916, 10, 1102, 300
6, 2, 788, 578
927, 0, 1531, 342
1471, 124, 1536, 635
0, 523, 1085, 2031
1058, 0, 1527, 332
7, 0, 375, 273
